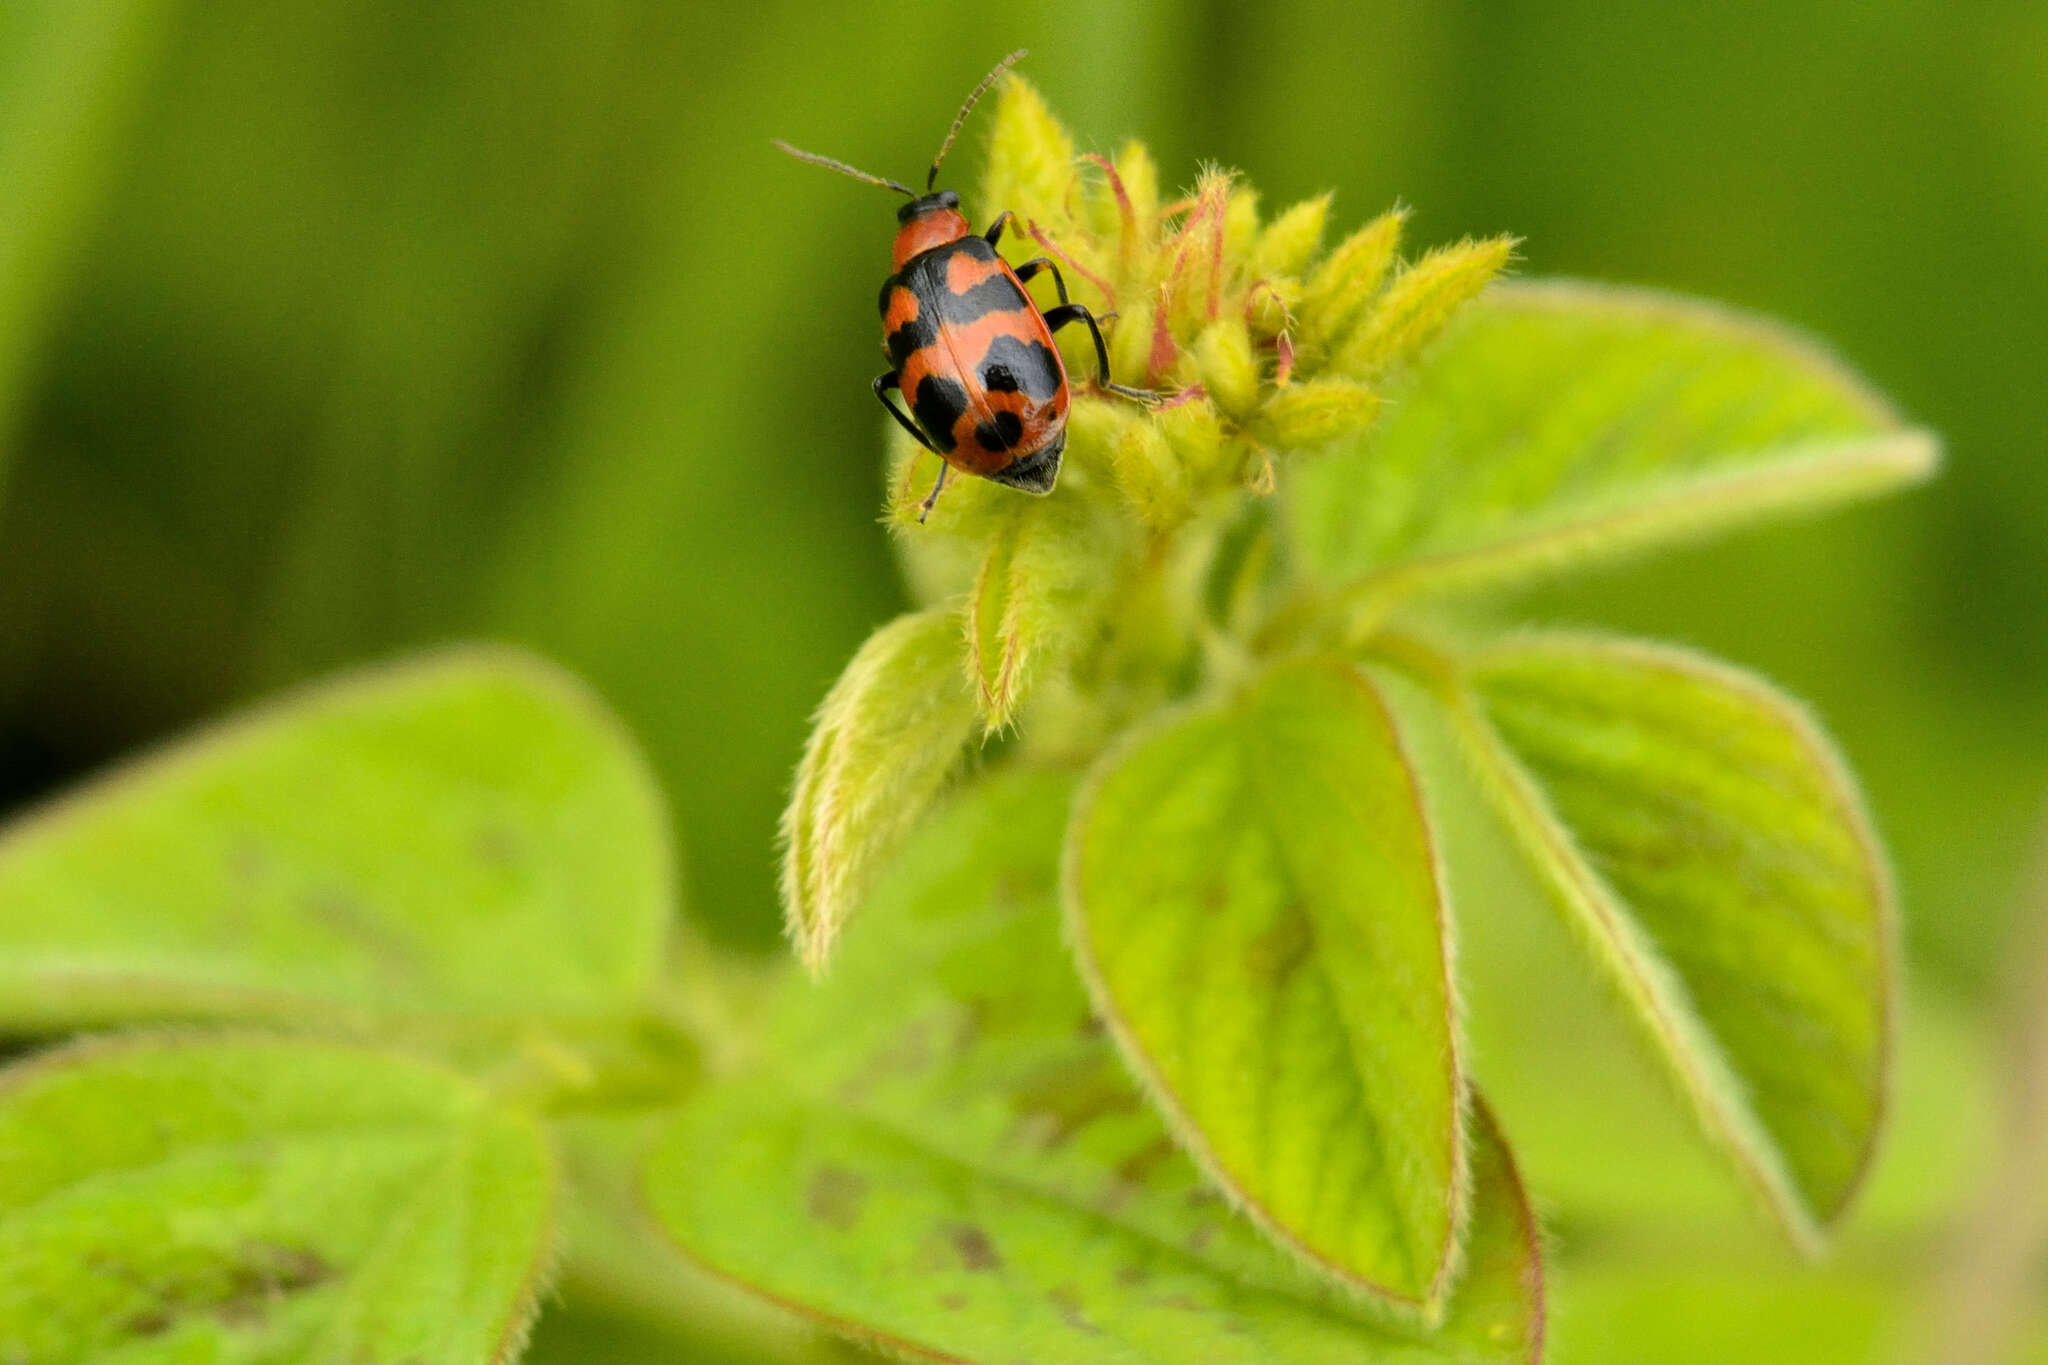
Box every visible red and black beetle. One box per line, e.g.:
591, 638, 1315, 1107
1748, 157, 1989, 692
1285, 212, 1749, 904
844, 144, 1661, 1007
776, 50, 1146, 520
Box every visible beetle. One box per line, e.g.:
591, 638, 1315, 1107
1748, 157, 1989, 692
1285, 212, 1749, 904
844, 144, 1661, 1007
776, 49, 1148, 521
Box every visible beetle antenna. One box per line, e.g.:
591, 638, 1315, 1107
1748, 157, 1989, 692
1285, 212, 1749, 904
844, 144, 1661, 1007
927, 48, 1027, 192
773, 140, 915, 197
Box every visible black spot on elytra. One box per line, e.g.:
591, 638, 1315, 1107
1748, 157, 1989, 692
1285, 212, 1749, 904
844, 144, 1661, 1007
973, 410, 1025, 452
900, 239, 1029, 323
946, 273, 1030, 322
978, 334, 1061, 401
885, 308, 937, 367
912, 374, 967, 451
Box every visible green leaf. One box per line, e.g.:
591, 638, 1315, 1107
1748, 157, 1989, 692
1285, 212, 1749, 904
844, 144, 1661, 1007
1295, 207, 1407, 354
647, 770, 1543, 1362
1065, 660, 1466, 1312
549, 1109, 850, 1364
0, 1033, 555, 1363
780, 607, 979, 973
0, 647, 673, 1030
1288, 280, 1939, 625
1332, 236, 1518, 378
965, 496, 1118, 735
1453, 632, 1893, 1245
0, 0, 167, 475
1254, 377, 1384, 453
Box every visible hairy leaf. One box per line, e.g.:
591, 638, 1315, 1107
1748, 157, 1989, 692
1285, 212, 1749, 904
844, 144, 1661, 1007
1251, 191, 1332, 281
965, 496, 1118, 735
0, 1034, 554, 1363
1065, 661, 1466, 1311
1456, 632, 1893, 1243
1255, 377, 1384, 452
977, 76, 1079, 248
648, 770, 1541, 1362
1334, 237, 1517, 378
1290, 280, 1939, 623
781, 607, 978, 972
549, 1110, 846, 1363
0, 648, 672, 1030
1295, 208, 1407, 354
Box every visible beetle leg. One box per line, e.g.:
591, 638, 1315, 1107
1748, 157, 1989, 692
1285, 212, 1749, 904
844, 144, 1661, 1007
917, 461, 950, 523
1012, 257, 1072, 307
874, 371, 939, 452
879, 373, 953, 521
982, 210, 1014, 247
1044, 303, 1162, 403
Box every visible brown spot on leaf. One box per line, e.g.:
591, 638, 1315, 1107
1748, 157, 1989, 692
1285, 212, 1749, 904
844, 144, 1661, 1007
303, 888, 421, 981
1049, 1283, 1100, 1334
258, 1243, 331, 1293
878, 1018, 937, 1077
1245, 910, 1313, 983
805, 1165, 868, 1231
229, 840, 272, 884
124, 1309, 172, 1337
949, 998, 988, 1055
1115, 1263, 1152, 1288
1006, 1054, 1139, 1148
1116, 1135, 1176, 1187
948, 1224, 1002, 1272
117, 1242, 333, 1340
940, 1292, 968, 1311
836, 1016, 942, 1106
472, 824, 524, 871
1099, 1135, 1178, 1213
1187, 1223, 1217, 1254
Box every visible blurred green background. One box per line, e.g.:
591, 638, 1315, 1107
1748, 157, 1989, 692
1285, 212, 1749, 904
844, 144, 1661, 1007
1, 2, 2042, 1360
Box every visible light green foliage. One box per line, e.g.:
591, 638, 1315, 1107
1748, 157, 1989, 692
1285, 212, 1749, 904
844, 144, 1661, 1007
0, 59, 1945, 1363
547, 1110, 853, 1364
1255, 377, 1384, 451
1297, 208, 1409, 352
781, 607, 979, 972
0, 648, 671, 1029
1195, 317, 1264, 420
966, 494, 1124, 735
758, 85, 1931, 1354
1455, 634, 1892, 1241
1065, 661, 1464, 1310
1251, 192, 1332, 280
1291, 280, 1939, 629
1334, 237, 1520, 378
799, 76, 1527, 972
647, 772, 1542, 1363
0, 1034, 554, 1363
